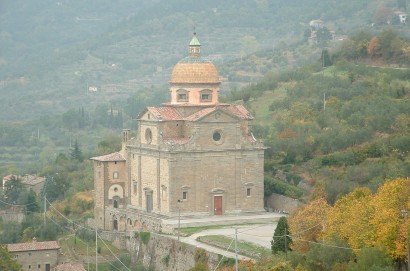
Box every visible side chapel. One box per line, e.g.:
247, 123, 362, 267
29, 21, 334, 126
91, 33, 265, 231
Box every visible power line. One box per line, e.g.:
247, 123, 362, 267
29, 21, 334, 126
291, 223, 322, 235
98, 234, 131, 271
289, 236, 359, 251
213, 238, 235, 271
0, 198, 39, 207
46, 199, 131, 270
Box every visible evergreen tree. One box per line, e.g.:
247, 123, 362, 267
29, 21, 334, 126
24, 189, 40, 214
316, 27, 332, 48
70, 140, 84, 162
271, 216, 292, 254
4, 176, 24, 204
321, 49, 332, 67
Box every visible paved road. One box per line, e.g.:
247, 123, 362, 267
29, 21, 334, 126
163, 212, 283, 261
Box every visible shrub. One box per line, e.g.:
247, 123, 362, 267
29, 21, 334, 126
139, 232, 151, 245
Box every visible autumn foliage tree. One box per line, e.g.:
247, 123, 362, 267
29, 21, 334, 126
288, 198, 330, 253
323, 178, 410, 262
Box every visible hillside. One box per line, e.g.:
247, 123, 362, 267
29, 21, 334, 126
0, 0, 383, 121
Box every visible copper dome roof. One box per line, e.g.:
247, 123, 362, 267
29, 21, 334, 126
170, 57, 220, 84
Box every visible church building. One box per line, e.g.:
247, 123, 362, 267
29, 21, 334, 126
91, 33, 265, 232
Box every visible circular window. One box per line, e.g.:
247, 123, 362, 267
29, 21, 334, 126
145, 128, 152, 144
114, 187, 118, 192
213, 130, 222, 142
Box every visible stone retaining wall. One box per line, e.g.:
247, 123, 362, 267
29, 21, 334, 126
98, 230, 231, 270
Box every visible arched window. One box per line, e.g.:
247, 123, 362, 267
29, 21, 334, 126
113, 196, 120, 208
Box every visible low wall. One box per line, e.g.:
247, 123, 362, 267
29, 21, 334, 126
265, 193, 302, 214
0, 211, 24, 223
98, 230, 231, 270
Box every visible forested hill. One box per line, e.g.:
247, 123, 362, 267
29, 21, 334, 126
0, 0, 384, 121
236, 29, 410, 204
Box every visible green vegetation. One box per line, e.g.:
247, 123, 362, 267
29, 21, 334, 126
0, 244, 21, 271
197, 235, 269, 259
139, 232, 151, 245
271, 217, 292, 254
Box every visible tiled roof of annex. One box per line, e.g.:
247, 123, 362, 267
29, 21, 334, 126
7, 241, 60, 252
90, 152, 126, 162
145, 104, 253, 122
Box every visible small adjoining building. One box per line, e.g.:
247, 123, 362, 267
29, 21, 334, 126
7, 239, 60, 271
2, 174, 45, 195
91, 33, 265, 232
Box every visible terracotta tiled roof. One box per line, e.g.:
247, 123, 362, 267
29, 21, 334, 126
21, 175, 45, 186
147, 107, 183, 120
144, 105, 253, 122
185, 107, 216, 121
90, 152, 125, 162
2, 174, 17, 181
56, 263, 86, 271
7, 241, 60, 252
224, 105, 253, 120
170, 59, 220, 84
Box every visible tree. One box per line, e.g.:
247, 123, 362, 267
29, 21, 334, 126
305, 237, 354, 271
0, 245, 22, 271
367, 37, 381, 59
272, 216, 292, 254
316, 27, 332, 48
289, 198, 330, 253
324, 187, 374, 250
369, 178, 410, 260
3, 176, 24, 204
321, 49, 332, 67
70, 139, 84, 162
24, 189, 40, 214
347, 247, 394, 271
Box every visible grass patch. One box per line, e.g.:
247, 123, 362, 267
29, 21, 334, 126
178, 223, 265, 236
59, 235, 127, 258
196, 235, 270, 259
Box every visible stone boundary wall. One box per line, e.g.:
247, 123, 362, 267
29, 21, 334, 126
0, 211, 24, 223
265, 193, 302, 214
98, 230, 231, 270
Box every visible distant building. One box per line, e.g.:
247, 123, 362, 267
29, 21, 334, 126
2, 174, 18, 190
2, 174, 45, 195
309, 19, 324, 30
7, 239, 60, 271
21, 175, 46, 195
88, 86, 98, 92
395, 11, 407, 24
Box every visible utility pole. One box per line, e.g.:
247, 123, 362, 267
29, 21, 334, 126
43, 194, 46, 225
87, 243, 89, 271
235, 228, 238, 271
95, 227, 98, 271
285, 226, 288, 260
402, 210, 409, 271
177, 199, 181, 241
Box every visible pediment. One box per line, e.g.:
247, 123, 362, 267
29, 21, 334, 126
195, 108, 240, 123
137, 108, 159, 121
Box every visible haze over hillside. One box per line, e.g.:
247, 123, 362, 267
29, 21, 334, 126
0, 0, 378, 121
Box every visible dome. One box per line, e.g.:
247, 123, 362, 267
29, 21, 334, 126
170, 57, 220, 84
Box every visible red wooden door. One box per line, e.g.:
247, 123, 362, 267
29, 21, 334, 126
214, 196, 223, 215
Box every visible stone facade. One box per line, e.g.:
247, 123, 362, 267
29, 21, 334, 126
7, 240, 60, 271
91, 33, 265, 232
